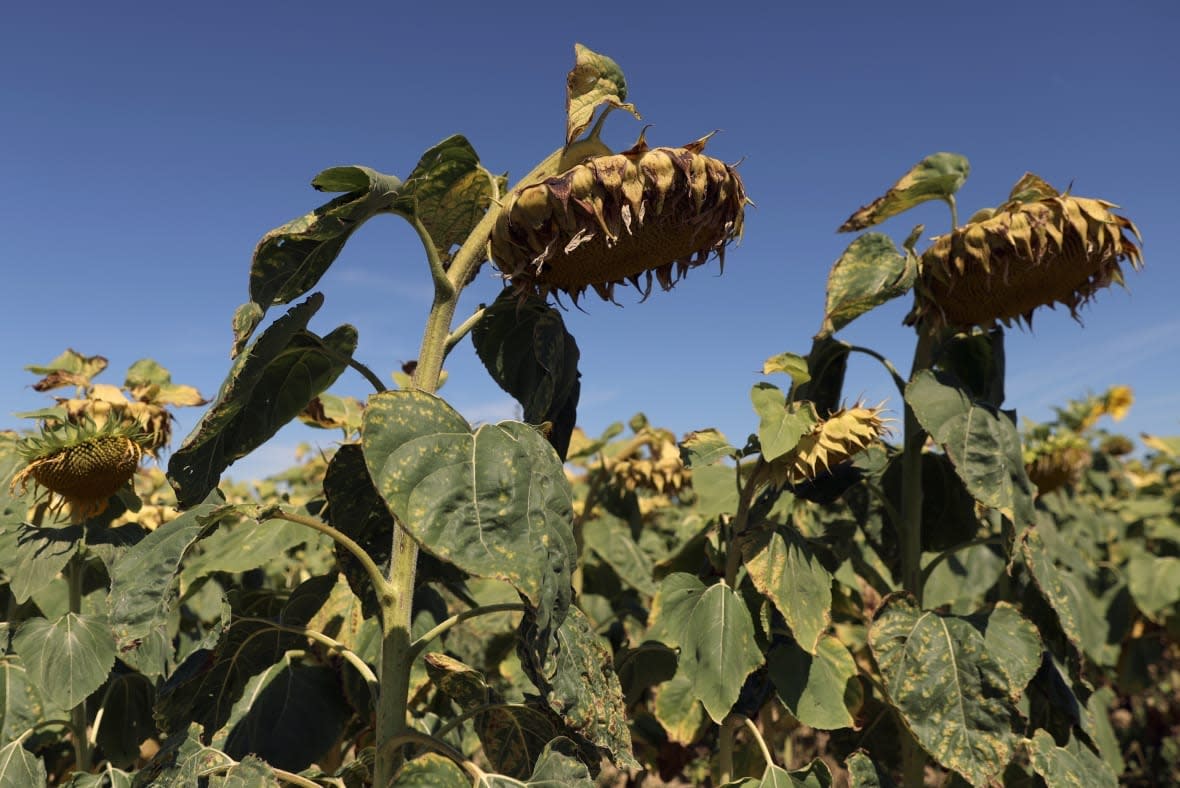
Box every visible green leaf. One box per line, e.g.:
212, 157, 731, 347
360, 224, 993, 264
751, 384, 818, 461
393, 753, 469, 788
154, 575, 334, 739
0, 659, 43, 744
362, 390, 576, 635
0, 523, 81, 604
210, 756, 280, 787
649, 575, 762, 723
762, 352, 812, 386
96, 672, 156, 769
921, 542, 1004, 614
565, 43, 639, 145
390, 135, 495, 265
178, 516, 317, 586
794, 338, 850, 416
13, 613, 117, 710
1126, 553, 1180, 622
839, 153, 970, 232
1085, 688, 1125, 776
936, 328, 1006, 409
323, 443, 395, 617
472, 291, 581, 459
224, 664, 352, 772
168, 294, 357, 508
681, 429, 736, 468
1020, 528, 1108, 663
107, 491, 235, 676
739, 523, 832, 654
582, 517, 656, 596
846, 751, 897, 787
0, 740, 46, 788
134, 723, 233, 786
818, 233, 915, 338
62, 765, 132, 787
425, 653, 559, 778
906, 370, 1034, 527
1026, 730, 1116, 787
652, 672, 705, 744
518, 606, 637, 769
869, 593, 1019, 786
250, 165, 402, 310
983, 602, 1042, 702
790, 759, 834, 787
768, 635, 860, 730
690, 463, 740, 520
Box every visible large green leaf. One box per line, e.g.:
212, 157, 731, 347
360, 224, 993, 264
249, 165, 402, 311
750, 384, 817, 461
838, 153, 970, 232
767, 635, 860, 730
168, 294, 357, 507
13, 613, 117, 710
472, 290, 581, 459
983, 602, 1042, 701
565, 43, 639, 145
0, 522, 80, 604
582, 517, 655, 596
1126, 553, 1180, 623
651, 672, 705, 744
690, 463, 740, 521
0, 659, 44, 744
478, 736, 594, 787
921, 542, 1004, 613
906, 370, 1034, 527
0, 740, 46, 788
425, 653, 559, 779
1020, 528, 1107, 663
389, 135, 495, 266
224, 664, 352, 772
107, 491, 235, 676
393, 753, 469, 787
648, 574, 762, 723
1026, 730, 1116, 787
869, 593, 1019, 786
818, 233, 915, 338
96, 672, 156, 769
739, 523, 832, 654
362, 390, 576, 635
154, 575, 334, 739
518, 606, 637, 768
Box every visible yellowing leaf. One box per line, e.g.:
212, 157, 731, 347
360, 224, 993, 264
566, 44, 640, 145
839, 153, 970, 232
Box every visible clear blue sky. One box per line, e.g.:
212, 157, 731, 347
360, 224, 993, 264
3, 1, 1177, 480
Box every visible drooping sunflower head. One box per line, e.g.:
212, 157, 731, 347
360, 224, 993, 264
490, 132, 747, 303
773, 403, 889, 485
10, 418, 145, 522
59, 384, 173, 457
908, 174, 1142, 329
608, 426, 690, 495
1024, 430, 1092, 496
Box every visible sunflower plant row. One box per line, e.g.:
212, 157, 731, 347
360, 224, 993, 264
1, 45, 1176, 787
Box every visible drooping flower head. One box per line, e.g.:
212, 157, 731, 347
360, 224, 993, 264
491, 131, 747, 303
909, 174, 1142, 329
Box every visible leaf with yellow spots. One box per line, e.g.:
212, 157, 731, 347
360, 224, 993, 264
362, 390, 576, 638
869, 593, 1020, 786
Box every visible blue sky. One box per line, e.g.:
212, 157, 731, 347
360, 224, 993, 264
2, 1, 1177, 480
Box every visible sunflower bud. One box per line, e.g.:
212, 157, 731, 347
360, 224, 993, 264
491, 132, 747, 303
908, 174, 1142, 329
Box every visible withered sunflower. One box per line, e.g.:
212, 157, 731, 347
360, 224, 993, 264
1024, 431, 1092, 496
772, 403, 888, 485
490, 132, 747, 302
10, 419, 144, 522
909, 174, 1142, 329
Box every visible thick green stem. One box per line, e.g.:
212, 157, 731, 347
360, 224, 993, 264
65, 554, 91, 774
372, 145, 575, 788
899, 330, 936, 604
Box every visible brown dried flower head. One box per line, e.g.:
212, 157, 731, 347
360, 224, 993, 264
490, 132, 747, 303
909, 174, 1142, 329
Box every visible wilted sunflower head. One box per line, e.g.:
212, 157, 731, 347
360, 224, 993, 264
59, 385, 172, 457
1024, 430, 1092, 496
10, 418, 145, 522
490, 131, 747, 303
772, 403, 889, 485
908, 174, 1142, 329
608, 427, 689, 495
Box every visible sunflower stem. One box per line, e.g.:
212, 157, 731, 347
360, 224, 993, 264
372, 145, 576, 788
899, 329, 936, 605
945, 195, 959, 230
444, 306, 487, 357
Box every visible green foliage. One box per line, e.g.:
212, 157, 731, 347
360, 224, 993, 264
1, 44, 1174, 788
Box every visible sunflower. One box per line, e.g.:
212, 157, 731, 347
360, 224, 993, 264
490, 131, 747, 303
10, 418, 145, 522
1024, 431, 1092, 496
771, 403, 888, 485
908, 174, 1141, 329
